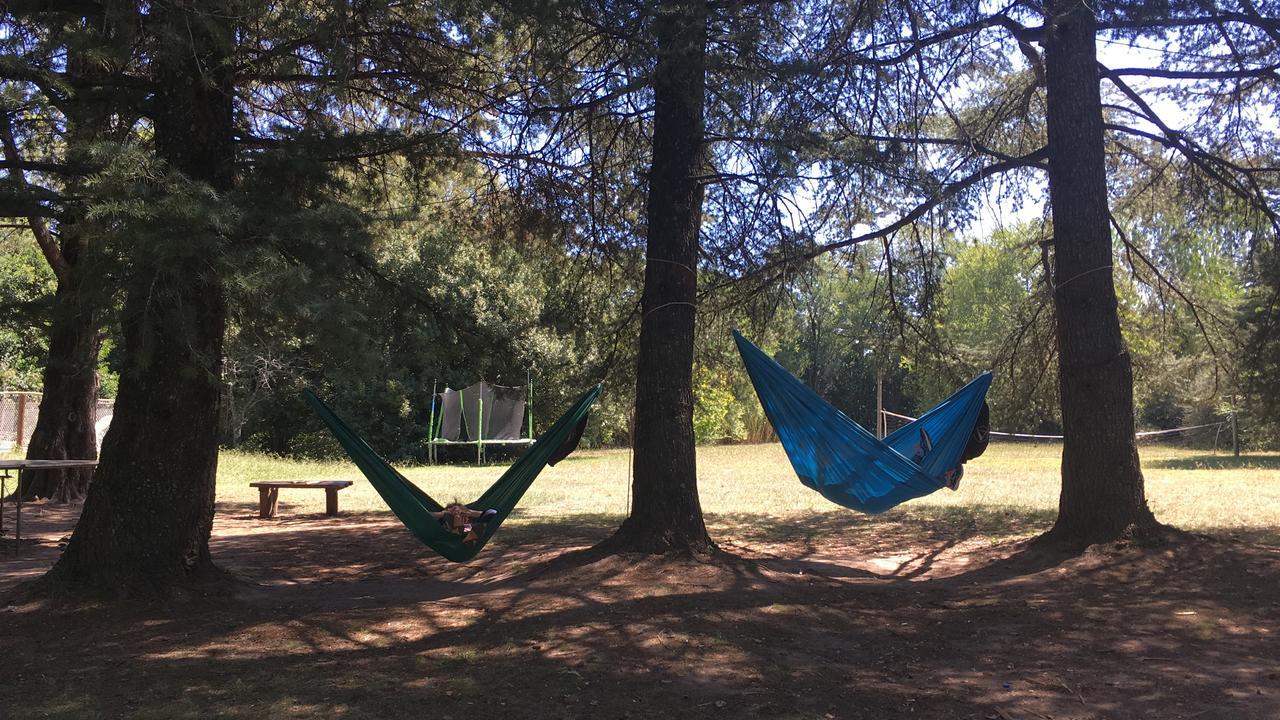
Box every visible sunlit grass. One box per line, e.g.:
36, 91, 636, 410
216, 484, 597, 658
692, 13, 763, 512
216, 441, 1280, 545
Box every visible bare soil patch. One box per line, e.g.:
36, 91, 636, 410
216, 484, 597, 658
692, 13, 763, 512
1, 500, 1276, 719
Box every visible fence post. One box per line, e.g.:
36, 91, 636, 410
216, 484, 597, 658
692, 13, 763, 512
427, 379, 437, 466
1231, 412, 1240, 458
875, 370, 884, 439
16, 393, 26, 449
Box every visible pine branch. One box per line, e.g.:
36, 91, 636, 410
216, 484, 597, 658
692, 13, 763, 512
0, 159, 76, 174
1107, 65, 1280, 81
1109, 212, 1228, 364
0, 55, 72, 109
1100, 65, 1280, 232
830, 7, 1042, 69
3, 0, 105, 15
0, 113, 69, 284
705, 148, 1049, 295
1099, 13, 1280, 33
806, 148, 1049, 257
341, 249, 491, 350
236, 130, 456, 163
1239, 0, 1280, 47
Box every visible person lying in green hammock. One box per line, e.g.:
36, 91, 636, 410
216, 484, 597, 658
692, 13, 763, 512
431, 504, 499, 544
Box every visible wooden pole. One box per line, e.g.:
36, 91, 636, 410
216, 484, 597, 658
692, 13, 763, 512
1231, 411, 1240, 458
15, 393, 26, 449
435, 388, 446, 462
875, 369, 884, 439
427, 379, 437, 466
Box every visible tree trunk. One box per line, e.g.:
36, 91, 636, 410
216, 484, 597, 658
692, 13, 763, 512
40, 2, 234, 595
1041, 0, 1162, 546
603, 0, 713, 554
2, 26, 107, 503
18, 262, 100, 502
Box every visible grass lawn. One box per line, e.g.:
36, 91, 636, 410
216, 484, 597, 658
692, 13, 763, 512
216, 441, 1280, 545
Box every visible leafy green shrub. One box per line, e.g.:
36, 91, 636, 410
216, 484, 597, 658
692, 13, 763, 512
288, 430, 344, 460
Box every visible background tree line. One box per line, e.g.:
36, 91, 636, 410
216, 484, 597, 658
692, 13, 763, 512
5, 202, 1267, 458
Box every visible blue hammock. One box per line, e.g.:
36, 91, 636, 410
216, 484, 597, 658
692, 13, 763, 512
734, 331, 992, 513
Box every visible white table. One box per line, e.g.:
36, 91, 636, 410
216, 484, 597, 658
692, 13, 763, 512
0, 459, 98, 547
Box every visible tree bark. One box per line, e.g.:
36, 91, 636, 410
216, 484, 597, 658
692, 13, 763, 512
1041, 0, 1162, 546
40, 2, 234, 595
602, 0, 713, 554
17, 264, 100, 502
5, 9, 115, 502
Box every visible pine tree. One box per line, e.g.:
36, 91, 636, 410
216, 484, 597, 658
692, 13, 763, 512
0, 4, 127, 501
1038, 0, 1161, 544
43, 0, 236, 592
601, 0, 714, 553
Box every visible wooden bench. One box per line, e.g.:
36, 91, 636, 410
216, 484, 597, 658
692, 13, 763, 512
249, 480, 354, 519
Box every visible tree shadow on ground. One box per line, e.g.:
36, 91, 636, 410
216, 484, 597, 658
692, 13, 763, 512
709, 504, 1056, 558
1191, 526, 1280, 546
3, 508, 1277, 720
3, 501, 1279, 720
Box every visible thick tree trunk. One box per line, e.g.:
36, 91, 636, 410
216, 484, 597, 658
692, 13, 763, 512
12, 14, 113, 503
39, 3, 234, 595
18, 266, 100, 502
1041, 0, 1162, 546
603, 0, 713, 554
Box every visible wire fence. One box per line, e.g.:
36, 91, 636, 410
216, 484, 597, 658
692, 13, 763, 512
0, 392, 115, 452
880, 408, 1237, 450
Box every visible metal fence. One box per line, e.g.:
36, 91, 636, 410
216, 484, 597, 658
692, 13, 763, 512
0, 392, 115, 452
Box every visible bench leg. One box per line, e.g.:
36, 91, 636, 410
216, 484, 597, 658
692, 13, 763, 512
325, 487, 339, 516
259, 487, 279, 519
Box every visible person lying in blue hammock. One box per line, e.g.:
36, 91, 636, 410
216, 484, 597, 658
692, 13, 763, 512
913, 401, 991, 491
431, 503, 498, 544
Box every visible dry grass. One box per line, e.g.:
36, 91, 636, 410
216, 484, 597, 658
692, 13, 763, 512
216, 441, 1280, 544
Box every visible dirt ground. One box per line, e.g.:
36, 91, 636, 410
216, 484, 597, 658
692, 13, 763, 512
1, 500, 1277, 720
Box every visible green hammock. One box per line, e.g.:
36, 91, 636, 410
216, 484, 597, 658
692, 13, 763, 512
304, 384, 602, 562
